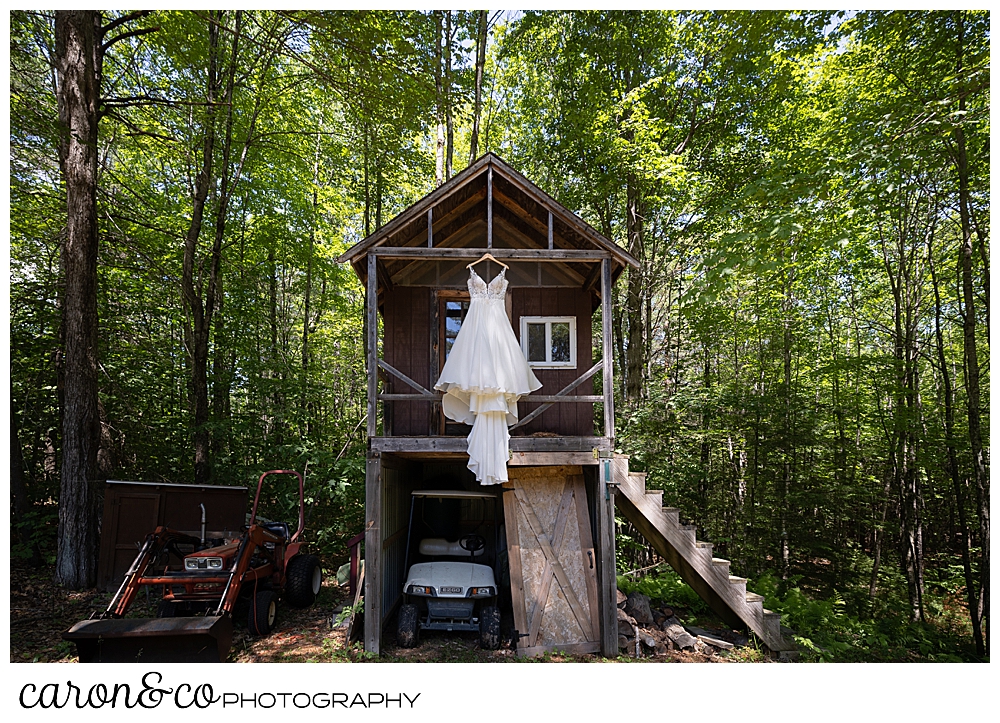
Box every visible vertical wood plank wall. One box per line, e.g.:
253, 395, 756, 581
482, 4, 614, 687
380, 458, 414, 627
511, 287, 594, 436
382, 286, 431, 435
382, 284, 595, 437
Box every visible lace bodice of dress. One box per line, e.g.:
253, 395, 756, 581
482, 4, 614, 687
468, 267, 507, 302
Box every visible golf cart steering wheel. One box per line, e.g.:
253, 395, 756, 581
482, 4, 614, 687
459, 534, 486, 554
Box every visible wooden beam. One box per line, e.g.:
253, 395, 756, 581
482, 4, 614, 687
508, 451, 599, 466
548, 210, 553, 250
429, 289, 441, 435
601, 258, 615, 442
487, 156, 640, 269
374, 247, 610, 261
491, 219, 587, 286
427, 208, 433, 247
367, 253, 378, 440
337, 154, 491, 263
370, 436, 612, 454
389, 218, 486, 284
487, 165, 493, 248
398, 189, 486, 248
492, 186, 548, 238
378, 393, 601, 403
364, 450, 382, 654
596, 459, 617, 657
510, 361, 603, 430
378, 359, 432, 396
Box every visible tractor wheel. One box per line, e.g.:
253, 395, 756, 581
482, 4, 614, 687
479, 605, 501, 650
285, 554, 322, 608
248, 590, 278, 637
397, 604, 419, 648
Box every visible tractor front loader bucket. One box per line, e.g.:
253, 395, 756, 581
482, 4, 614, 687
63, 615, 233, 663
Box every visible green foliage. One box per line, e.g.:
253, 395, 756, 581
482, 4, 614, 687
617, 566, 710, 618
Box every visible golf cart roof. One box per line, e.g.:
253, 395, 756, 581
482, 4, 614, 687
411, 490, 497, 500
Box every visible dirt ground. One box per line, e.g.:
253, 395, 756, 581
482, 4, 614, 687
10, 559, 765, 664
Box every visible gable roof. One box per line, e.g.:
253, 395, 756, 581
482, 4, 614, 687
337, 153, 638, 282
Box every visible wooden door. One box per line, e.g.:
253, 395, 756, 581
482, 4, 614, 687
503, 466, 600, 656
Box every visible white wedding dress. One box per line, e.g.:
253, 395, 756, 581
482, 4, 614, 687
434, 267, 541, 485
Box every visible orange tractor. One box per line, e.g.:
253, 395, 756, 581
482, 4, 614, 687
64, 470, 322, 663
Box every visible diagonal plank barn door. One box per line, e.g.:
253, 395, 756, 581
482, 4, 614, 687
503, 466, 600, 656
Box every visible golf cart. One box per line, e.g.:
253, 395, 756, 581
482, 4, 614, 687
396, 489, 501, 650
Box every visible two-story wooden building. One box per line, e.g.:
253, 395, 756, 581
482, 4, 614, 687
338, 153, 795, 657
338, 154, 636, 655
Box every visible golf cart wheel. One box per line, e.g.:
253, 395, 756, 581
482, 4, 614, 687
397, 603, 419, 648
480, 605, 501, 650
285, 554, 322, 608
248, 590, 278, 637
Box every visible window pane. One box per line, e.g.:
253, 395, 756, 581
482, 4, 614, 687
527, 323, 546, 362
550, 322, 570, 362
444, 301, 469, 360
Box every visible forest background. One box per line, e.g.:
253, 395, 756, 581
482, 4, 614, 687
8, 10, 989, 662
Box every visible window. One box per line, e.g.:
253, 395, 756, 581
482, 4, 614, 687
443, 298, 470, 362
520, 316, 576, 369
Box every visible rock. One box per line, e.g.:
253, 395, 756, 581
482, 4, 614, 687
617, 608, 637, 636
616, 589, 628, 608
624, 591, 653, 624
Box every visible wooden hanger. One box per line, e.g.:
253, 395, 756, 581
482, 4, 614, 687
467, 252, 509, 270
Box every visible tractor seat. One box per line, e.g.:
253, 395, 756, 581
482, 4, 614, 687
418, 538, 484, 557
261, 521, 290, 539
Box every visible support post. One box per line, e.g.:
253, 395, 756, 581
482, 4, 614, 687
597, 458, 618, 657
364, 450, 382, 653
547, 210, 553, 250
367, 252, 378, 440
601, 258, 615, 442
427, 208, 433, 247
487, 165, 493, 248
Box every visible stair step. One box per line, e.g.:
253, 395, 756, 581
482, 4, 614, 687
745, 592, 764, 603
728, 575, 747, 587
643, 489, 663, 505
661, 507, 680, 524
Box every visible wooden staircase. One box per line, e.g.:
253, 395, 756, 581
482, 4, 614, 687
612, 459, 796, 655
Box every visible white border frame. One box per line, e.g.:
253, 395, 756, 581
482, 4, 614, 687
520, 315, 577, 369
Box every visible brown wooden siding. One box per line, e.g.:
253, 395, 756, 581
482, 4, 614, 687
382, 286, 432, 435
382, 285, 594, 437
511, 287, 594, 436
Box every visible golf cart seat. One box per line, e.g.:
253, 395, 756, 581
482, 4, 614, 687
418, 538, 484, 557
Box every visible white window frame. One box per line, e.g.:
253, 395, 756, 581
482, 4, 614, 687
520, 316, 577, 369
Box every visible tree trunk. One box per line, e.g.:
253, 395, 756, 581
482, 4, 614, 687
444, 10, 453, 179
468, 9, 487, 163
180, 11, 222, 485
624, 177, 644, 400
434, 11, 444, 186
953, 11, 989, 653
929, 237, 984, 656
54, 9, 102, 589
